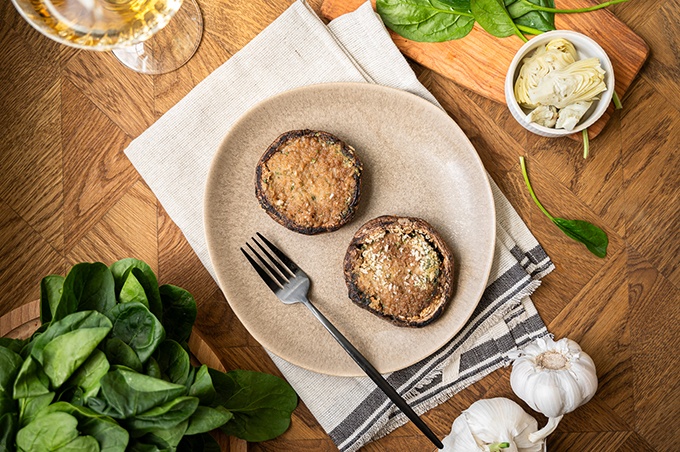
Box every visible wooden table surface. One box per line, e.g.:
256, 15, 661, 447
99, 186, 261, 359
1, 0, 678, 450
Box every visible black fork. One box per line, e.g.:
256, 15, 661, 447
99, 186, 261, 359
241, 233, 443, 450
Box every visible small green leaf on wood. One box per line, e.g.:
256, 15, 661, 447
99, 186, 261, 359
520, 156, 608, 258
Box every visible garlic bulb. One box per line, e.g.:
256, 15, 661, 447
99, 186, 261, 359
511, 337, 598, 442
442, 398, 543, 452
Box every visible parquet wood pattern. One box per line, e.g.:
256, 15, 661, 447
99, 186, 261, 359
0, 0, 678, 450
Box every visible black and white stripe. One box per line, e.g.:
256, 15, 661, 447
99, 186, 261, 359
330, 254, 555, 451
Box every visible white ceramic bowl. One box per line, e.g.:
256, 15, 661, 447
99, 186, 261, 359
504, 30, 615, 137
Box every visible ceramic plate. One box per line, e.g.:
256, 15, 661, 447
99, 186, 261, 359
204, 83, 495, 376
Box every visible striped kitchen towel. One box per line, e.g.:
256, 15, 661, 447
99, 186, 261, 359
124, 1, 554, 450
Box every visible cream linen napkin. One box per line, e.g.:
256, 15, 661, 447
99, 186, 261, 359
124, 2, 554, 451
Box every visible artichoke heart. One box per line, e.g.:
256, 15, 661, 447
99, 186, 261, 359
527, 105, 558, 128
514, 38, 607, 130
514, 39, 578, 109
556, 101, 592, 131
527, 58, 606, 109
545, 38, 578, 61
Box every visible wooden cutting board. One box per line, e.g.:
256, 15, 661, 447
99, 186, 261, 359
0, 301, 247, 452
320, 0, 649, 140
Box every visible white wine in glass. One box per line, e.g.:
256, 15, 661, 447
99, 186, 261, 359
12, 0, 203, 74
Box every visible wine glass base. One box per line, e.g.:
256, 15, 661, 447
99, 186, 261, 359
112, 0, 203, 75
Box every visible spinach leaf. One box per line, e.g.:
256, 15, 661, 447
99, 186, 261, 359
0, 394, 17, 417
178, 433, 221, 452
42, 326, 111, 388
188, 365, 216, 406
185, 405, 232, 435
210, 369, 297, 442
470, 0, 526, 39
125, 396, 198, 435
377, 0, 475, 42
66, 349, 110, 401
553, 218, 609, 258
13, 356, 51, 399
57, 263, 116, 321
105, 338, 143, 373
127, 441, 167, 452
119, 271, 150, 309
145, 358, 162, 380
85, 395, 124, 419
520, 157, 608, 258
106, 302, 165, 364
140, 421, 188, 449
0, 338, 26, 355
507, 0, 555, 32
18, 392, 54, 427
20, 323, 48, 359
78, 417, 129, 452
40, 274, 64, 324
0, 346, 23, 396
39, 402, 129, 452
159, 285, 197, 344
98, 368, 186, 418
110, 259, 162, 320
16, 411, 80, 451
54, 435, 100, 451
31, 311, 112, 365
0, 412, 18, 452
156, 340, 190, 386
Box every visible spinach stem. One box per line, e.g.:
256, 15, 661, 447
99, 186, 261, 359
516, 30, 529, 42
519, 0, 630, 14
612, 91, 623, 109
517, 24, 544, 35
512, 21, 529, 42
520, 156, 555, 221
582, 129, 590, 159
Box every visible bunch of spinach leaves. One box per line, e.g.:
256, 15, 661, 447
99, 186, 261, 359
376, 0, 628, 43
0, 258, 298, 451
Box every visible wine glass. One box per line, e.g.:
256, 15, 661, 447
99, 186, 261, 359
11, 0, 203, 74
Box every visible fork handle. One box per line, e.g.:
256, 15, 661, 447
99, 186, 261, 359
301, 298, 443, 450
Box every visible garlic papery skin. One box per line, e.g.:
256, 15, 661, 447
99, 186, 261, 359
510, 337, 598, 442
441, 398, 543, 452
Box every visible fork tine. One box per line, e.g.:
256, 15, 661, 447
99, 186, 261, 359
240, 247, 281, 293
253, 235, 294, 278
256, 232, 299, 273
245, 243, 288, 286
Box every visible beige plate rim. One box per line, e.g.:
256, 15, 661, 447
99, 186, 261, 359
204, 82, 496, 376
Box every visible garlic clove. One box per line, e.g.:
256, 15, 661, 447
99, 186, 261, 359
531, 373, 567, 418
558, 368, 585, 413
444, 410, 485, 451
442, 398, 543, 452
